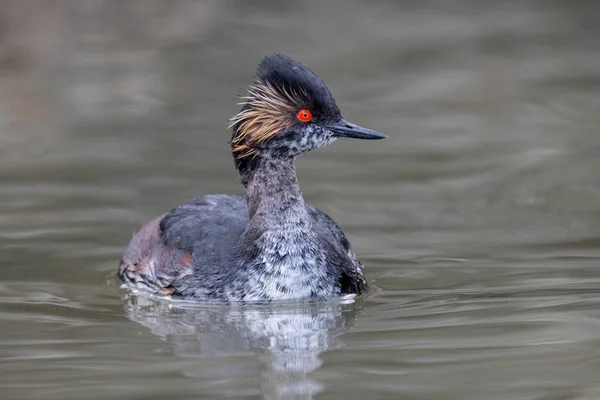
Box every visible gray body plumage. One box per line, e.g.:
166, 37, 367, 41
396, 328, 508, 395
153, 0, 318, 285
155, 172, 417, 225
121, 158, 366, 301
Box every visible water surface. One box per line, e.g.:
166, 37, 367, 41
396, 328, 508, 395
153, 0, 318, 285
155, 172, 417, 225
1, 1, 600, 399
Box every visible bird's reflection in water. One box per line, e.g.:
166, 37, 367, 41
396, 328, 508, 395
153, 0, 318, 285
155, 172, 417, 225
123, 294, 363, 398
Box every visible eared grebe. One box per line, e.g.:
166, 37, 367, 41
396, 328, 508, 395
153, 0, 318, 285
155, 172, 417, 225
118, 54, 386, 302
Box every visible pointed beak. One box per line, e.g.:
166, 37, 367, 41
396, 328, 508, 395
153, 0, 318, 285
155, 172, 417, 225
328, 119, 388, 140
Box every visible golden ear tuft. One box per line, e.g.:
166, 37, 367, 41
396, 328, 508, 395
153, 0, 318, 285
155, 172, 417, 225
229, 83, 302, 159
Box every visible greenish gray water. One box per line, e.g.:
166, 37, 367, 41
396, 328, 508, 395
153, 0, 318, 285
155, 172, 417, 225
1, 1, 600, 399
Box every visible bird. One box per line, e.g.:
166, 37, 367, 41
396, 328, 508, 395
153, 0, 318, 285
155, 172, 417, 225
118, 54, 387, 302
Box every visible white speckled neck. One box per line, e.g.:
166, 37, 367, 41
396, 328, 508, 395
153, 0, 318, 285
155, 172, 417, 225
240, 157, 331, 300
244, 157, 308, 225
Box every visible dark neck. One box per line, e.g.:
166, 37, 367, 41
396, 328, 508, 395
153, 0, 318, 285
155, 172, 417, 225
242, 156, 309, 228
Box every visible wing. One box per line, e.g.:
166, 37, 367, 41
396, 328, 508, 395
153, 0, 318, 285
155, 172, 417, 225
160, 194, 248, 262
119, 195, 249, 295
305, 205, 366, 292
306, 206, 359, 262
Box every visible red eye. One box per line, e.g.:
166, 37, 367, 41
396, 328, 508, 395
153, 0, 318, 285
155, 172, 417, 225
296, 109, 312, 122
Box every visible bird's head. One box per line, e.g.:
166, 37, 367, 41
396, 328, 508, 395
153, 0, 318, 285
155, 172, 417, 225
230, 54, 386, 172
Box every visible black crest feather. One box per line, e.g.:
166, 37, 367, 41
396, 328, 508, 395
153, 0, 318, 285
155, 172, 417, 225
256, 54, 340, 122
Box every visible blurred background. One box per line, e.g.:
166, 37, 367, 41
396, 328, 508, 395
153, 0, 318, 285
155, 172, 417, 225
1, 1, 600, 399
